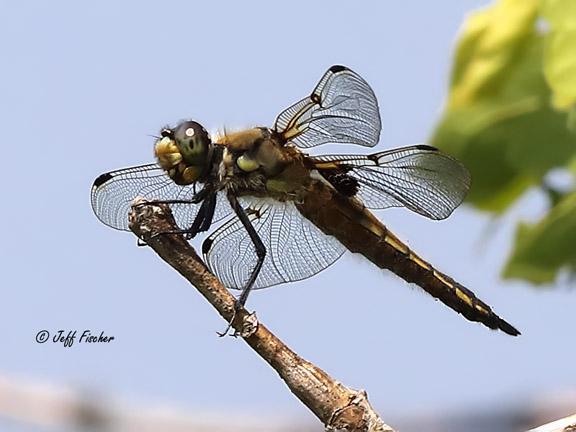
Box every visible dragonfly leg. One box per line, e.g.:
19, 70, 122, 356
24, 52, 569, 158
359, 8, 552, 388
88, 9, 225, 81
196, 193, 217, 235
134, 184, 212, 209
139, 185, 215, 241
216, 194, 266, 337
148, 192, 217, 240
227, 194, 267, 308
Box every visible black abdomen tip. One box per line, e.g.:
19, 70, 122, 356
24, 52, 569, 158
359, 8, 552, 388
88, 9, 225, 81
499, 319, 521, 336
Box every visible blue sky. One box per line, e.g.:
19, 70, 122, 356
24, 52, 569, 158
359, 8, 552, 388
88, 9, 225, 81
1, 0, 574, 426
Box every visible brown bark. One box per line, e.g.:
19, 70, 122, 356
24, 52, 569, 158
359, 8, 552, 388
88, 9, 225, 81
528, 414, 576, 432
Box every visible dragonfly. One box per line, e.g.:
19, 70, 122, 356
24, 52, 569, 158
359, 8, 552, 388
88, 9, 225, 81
91, 65, 520, 336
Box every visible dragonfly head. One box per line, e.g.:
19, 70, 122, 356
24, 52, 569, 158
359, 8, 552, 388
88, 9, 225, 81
154, 120, 212, 185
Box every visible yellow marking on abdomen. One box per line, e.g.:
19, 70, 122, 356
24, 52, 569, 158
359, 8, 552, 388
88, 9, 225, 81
475, 303, 488, 314
383, 234, 409, 254
382, 230, 435, 272
354, 208, 491, 321
456, 288, 474, 308
408, 252, 432, 271
432, 270, 452, 287
432, 269, 474, 307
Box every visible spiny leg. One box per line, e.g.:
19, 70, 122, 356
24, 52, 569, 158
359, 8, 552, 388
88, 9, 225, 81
134, 184, 212, 208
136, 197, 202, 247
149, 192, 217, 240
218, 193, 266, 336
135, 186, 215, 242
195, 193, 217, 236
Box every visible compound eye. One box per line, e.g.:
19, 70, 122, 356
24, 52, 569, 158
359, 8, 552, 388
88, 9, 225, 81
173, 120, 211, 163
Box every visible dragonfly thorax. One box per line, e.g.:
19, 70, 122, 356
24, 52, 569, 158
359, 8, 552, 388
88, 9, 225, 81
154, 120, 213, 185
219, 128, 290, 177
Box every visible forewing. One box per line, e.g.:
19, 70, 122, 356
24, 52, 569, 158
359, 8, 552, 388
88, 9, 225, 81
91, 164, 231, 231
312, 145, 470, 220
274, 65, 381, 148
202, 198, 346, 290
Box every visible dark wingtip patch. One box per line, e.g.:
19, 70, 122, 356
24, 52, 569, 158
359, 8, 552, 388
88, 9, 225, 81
202, 238, 213, 255
329, 65, 347, 73
415, 144, 438, 151
93, 172, 113, 188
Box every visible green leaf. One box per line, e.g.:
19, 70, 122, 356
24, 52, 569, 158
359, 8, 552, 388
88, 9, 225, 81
568, 106, 576, 132
503, 191, 576, 283
432, 0, 576, 285
448, 0, 539, 109
505, 106, 576, 176
541, 0, 576, 110
433, 34, 551, 212
433, 6, 576, 213
541, 0, 576, 28
432, 105, 536, 212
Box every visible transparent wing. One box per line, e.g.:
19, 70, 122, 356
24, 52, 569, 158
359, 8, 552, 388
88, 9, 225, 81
91, 163, 232, 231
312, 145, 470, 220
203, 198, 346, 290
274, 65, 381, 148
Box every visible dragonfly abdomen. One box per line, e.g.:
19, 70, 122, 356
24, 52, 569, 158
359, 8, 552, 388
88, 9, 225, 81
297, 180, 520, 336
381, 234, 519, 335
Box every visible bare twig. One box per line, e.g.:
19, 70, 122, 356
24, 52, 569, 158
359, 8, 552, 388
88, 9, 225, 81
528, 413, 576, 432
128, 198, 395, 432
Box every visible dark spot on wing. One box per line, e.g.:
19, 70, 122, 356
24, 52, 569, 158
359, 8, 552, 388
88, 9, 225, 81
93, 172, 113, 188
202, 238, 213, 255
320, 168, 359, 197
329, 65, 347, 73
415, 144, 438, 151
